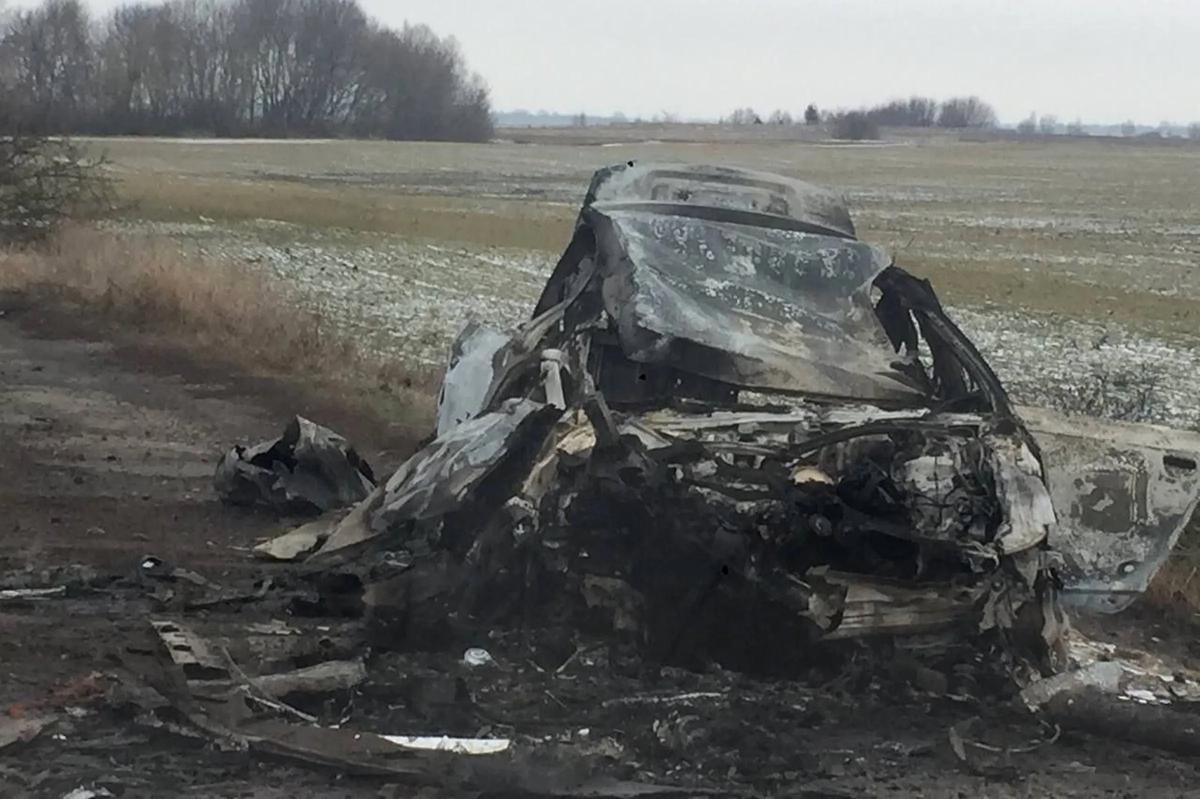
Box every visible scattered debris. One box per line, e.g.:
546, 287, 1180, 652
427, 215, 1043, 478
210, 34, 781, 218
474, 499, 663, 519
380, 734, 510, 754
463, 647, 495, 668
1042, 688, 1200, 758
0, 586, 66, 601
250, 659, 367, 696
214, 415, 375, 514
0, 713, 54, 750
1020, 661, 1123, 709
60, 788, 114, 799
254, 512, 345, 561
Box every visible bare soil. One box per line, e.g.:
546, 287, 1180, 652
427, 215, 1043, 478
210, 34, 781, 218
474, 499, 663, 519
2, 304, 1200, 798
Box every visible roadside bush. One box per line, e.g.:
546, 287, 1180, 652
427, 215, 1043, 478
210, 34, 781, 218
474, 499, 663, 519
829, 111, 879, 141
0, 135, 112, 245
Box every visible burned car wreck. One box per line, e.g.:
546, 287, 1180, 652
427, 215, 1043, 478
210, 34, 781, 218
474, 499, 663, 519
290, 162, 1104, 682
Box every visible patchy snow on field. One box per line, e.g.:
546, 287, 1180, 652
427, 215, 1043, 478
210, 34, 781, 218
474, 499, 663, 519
110, 215, 1200, 430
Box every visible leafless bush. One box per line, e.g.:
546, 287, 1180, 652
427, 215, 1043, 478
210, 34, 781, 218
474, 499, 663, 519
726, 107, 761, 125
867, 96, 938, 127
0, 134, 112, 244
1048, 363, 1165, 423
1016, 114, 1037, 135
937, 96, 996, 129
829, 111, 879, 141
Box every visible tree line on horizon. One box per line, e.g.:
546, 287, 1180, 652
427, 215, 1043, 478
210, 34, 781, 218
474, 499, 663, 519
724, 96, 998, 139
0, 0, 494, 141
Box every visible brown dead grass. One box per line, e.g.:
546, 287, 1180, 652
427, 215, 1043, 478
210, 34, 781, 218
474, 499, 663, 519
0, 226, 436, 452
118, 173, 577, 252
1145, 522, 1200, 618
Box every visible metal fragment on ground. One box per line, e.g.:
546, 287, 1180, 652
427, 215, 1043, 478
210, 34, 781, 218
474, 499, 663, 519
214, 415, 375, 514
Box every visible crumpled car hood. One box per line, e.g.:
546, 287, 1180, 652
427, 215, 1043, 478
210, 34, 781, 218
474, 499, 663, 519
589, 206, 921, 401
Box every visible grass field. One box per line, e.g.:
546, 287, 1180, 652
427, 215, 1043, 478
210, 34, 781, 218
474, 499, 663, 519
98, 133, 1200, 329
86, 129, 1200, 428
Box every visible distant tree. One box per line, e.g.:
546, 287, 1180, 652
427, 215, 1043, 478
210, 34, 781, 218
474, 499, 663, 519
829, 110, 878, 141
573, 112, 587, 127
728, 107, 760, 125
937, 96, 996, 128
1, 0, 95, 131
1016, 113, 1037, 135
767, 108, 792, 125
1065, 119, 1086, 136
1121, 119, 1137, 136
1189, 123, 1200, 141
867, 96, 938, 127
1158, 120, 1173, 136
803, 103, 819, 125
610, 110, 627, 124
904, 96, 938, 126
655, 109, 678, 123
1038, 114, 1058, 135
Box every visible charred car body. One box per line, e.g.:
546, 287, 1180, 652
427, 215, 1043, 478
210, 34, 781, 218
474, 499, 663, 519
310, 163, 1200, 679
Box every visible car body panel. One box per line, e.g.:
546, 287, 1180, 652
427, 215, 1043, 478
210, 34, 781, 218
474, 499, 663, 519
1018, 405, 1200, 611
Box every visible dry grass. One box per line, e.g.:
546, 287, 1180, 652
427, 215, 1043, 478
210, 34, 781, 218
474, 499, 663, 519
1145, 522, 1200, 617
0, 226, 436, 449
118, 173, 577, 251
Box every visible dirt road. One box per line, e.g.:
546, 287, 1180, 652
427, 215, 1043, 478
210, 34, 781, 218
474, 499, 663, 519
2, 310, 1200, 797
0, 310, 395, 796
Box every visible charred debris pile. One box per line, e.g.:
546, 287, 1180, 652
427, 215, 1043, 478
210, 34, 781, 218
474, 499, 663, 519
241, 163, 1069, 687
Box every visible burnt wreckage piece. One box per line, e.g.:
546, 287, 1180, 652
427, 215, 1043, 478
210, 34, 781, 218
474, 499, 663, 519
303, 163, 1070, 679
215, 416, 376, 515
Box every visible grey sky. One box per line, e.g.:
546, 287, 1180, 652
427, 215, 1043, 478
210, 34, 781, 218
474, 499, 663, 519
14, 0, 1200, 124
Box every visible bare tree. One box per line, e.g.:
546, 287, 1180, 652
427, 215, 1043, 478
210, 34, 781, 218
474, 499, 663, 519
727, 107, 760, 125
1120, 119, 1137, 137
1, 0, 95, 131
1016, 113, 1037, 135
803, 103, 819, 125
1, 0, 493, 141
767, 109, 792, 125
937, 96, 996, 128
1038, 114, 1058, 135
1065, 119, 1086, 136
1189, 123, 1200, 141
829, 111, 878, 140
868, 96, 938, 127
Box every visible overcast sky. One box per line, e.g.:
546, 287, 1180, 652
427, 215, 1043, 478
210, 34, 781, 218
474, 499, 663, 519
13, 0, 1200, 124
